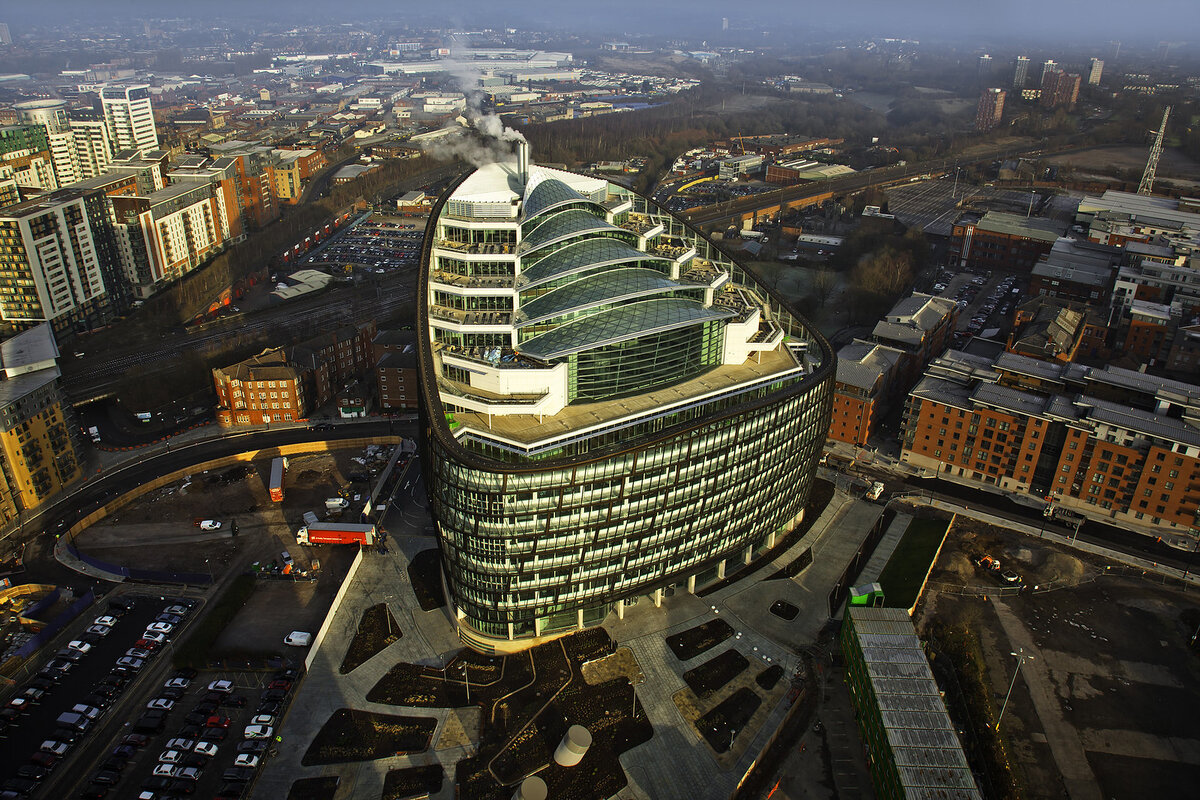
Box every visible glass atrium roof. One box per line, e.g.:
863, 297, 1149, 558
523, 177, 598, 220
517, 268, 685, 326
518, 297, 735, 360
521, 209, 627, 253
519, 238, 668, 287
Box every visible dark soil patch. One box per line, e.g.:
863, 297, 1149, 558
340, 603, 402, 674
372, 628, 653, 800
367, 650, 506, 707
666, 618, 734, 661
683, 648, 749, 699
383, 765, 444, 800
301, 709, 436, 766
769, 600, 799, 620
407, 549, 446, 610
295, 469, 323, 484
698, 687, 762, 753
698, 478, 834, 597
756, 664, 784, 691
287, 776, 340, 800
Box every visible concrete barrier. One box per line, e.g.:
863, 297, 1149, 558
305, 546, 365, 672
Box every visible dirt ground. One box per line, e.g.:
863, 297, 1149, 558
76, 446, 393, 575
72, 444, 398, 660
1045, 145, 1200, 190
917, 518, 1200, 800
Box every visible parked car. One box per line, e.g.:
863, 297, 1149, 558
194, 741, 219, 757
66, 640, 92, 654
232, 754, 260, 768
242, 725, 273, 740
115, 657, 145, 671
146, 698, 174, 711
146, 622, 174, 635
93, 615, 119, 627
207, 680, 234, 694
165, 677, 191, 690
199, 520, 222, 531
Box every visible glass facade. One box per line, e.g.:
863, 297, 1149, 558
418, 157, 834, 652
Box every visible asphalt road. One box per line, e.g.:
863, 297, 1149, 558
19, 422, 418, 563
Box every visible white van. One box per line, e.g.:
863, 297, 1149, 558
284, 631, 312, 647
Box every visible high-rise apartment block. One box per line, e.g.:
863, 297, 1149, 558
1040, 59, 1059, 85
68, 110, 114, 180
0, 190, 114, 338
1088, 58, 1104, 86
975, 88, 1006, 131
1013, 56, 1030, 89
99, 85, 159, 155
419, 145, 832, 652
14, 99, 81, 187
1041, 70, 1081, 110
0, 126, 58, 191
0, 325, 85, 522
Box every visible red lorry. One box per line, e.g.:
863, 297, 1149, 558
295, 523, 377, 546
269, 457, 288, 502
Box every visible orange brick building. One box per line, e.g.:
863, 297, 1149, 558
902, 349, 1200, 532
830, 342, 903, 447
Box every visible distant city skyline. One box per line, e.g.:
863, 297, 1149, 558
3, 1, 1199, 42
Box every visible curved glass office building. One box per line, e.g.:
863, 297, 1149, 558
418, 144, 834, 652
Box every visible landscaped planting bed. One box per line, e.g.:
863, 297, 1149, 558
682, 648, 749, 699
370, 628, 652, 800
755, 664, 784, 691
769, 599, 799, 620
407, 548, 446, 610
367, 651, 510, 707
698, 687, 762, 753
287, 776, 340, 800
301, 709, 437, 765
666, 618, 734, 661
339, 602, 402, 673
382, 764, 444, 800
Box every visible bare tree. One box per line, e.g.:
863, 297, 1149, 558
812, 266, 838, 307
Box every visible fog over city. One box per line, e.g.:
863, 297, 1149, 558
7, 0, 1200, 42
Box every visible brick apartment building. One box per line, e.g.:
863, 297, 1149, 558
373, 329, 419, 411
829, 292, 957, 447
213, 346, 329, 427
902, 348, 1200, 532
213, 322, 377, 427
1008, 297, 1110, 363
949, 211, 1065, 273
831, 341, 903, 447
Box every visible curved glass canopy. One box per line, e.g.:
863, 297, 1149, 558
519, 238, 668, 288
517, 297, 735, 360
523, 177, 603, 220
521, 209, 628, 254
516, 268, 685, 327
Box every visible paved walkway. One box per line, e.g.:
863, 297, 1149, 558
254, 533, 460, 800
855, 511, 913, 585
991, 600, 1103, 800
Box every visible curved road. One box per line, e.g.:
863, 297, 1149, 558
21, 421, 417, 588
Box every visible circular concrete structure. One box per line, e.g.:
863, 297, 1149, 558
512, 775, 548, 800
553, 724, 593, 767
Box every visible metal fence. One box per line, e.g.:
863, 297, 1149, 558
64, 541, 212, 585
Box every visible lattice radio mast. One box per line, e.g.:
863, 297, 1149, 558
1138, 106, 1171, 195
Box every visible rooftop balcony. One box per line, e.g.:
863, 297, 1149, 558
681, 260, 727, 285
430, 305, 514, 326
437, 342, 546, 370
430, 271, 514, 289
618, 214, 661, 235
435, 239, 516, 256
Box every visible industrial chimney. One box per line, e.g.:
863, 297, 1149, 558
516, 139, 530, 185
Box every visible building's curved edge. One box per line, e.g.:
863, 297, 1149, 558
416, 168, 837, 475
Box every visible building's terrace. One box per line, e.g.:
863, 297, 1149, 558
430, 306, 514, 326
448, 342, 803, 448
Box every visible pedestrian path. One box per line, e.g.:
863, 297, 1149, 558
854, 511, 913, 586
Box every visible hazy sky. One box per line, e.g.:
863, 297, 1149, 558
8, 0, 1200, 43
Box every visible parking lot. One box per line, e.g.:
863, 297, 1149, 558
300, 214, 424, 275
0, 593, 202, 797
927, 265, 1027, 342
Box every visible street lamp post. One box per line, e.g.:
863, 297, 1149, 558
995, 648, 1034, 730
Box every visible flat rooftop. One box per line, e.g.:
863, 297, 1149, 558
446, 343, 803, 452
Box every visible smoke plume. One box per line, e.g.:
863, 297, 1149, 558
416, 35, 527, 169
